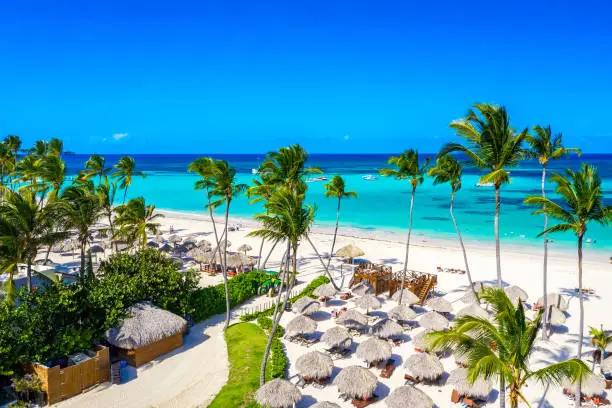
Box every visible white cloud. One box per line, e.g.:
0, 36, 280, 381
343, 134, 350, 141
113, 132, 129, 140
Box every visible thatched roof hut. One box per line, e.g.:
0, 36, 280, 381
295, 351, 333, 379
537, 293, 569, 311
337, 309, 368, 330
412, 330, 433, 352
546, 306, 566, 326
448, 368, 493, 400
385, 385, 433, 408
292, 297, 320, 315
255, 379, 302, 408
456, 304, 489, 320
336, 244, 365, 260
372, 318, 404, 339
333, 365, 377, 400
389, 305, 417, 322
237, 243, 252, 254
351, 281, 374, 296
286, 315, 316, 336
391, 289, 419, 305
356, 338, 392, 364
425, 296, 453, 313
504, 285, 529, 304
602, 356, 612, 374
563, 373, 606, 397
314, 283, 337, 298
353, 295, 382, 313
404, 353, 444, 381
321, 326, 352, 349
197, 239, 212, 250
312, 402, 341, 408
419, 311, 449, 331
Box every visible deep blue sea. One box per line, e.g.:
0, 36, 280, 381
64, 154, 612, 250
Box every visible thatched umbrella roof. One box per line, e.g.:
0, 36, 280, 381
504, 285, 529, 304
391, 289, 419, 305
321, 326, 352, 349
255, 379, 302, 408
210, 252, 254, 267
419, 311, 449, 331
286, 315, 316, 335
456, 304, 489, 320
337, 309, 368, 329
389, 305, 418, 322
537, 293, 569, 311
295, 351, 333, 379
425, 296, 453, 313
218, 239, 232, 249
237, 243, 252, 254
353, 295, 382, 312
563, 373, 606, 397
333, 365, 377, 399
448, 368, 493, 399
602, 356, 612, 374
312, 402, 341, 408
356, 338, 392, 363
412, 330, 433, 352
460, 290, 478, 304
178, 242, 196, 252
186, 247, 209, 259
292, 297, 320, 315
385, 385, 433, 408
197, 239, 212, 250
336, 244, 365, 259
105, 302, 187, 350
404, 353, 444, 380
313, 283, 337, 298
167, 234, 182, 244
545, 306, 566, 326
153, 234, 165, 243
351, 281, 374, 296
372, 318, 404, 339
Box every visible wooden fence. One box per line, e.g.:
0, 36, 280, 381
238, 289, 300, 317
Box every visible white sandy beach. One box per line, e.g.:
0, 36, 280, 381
48, 209, 611, 408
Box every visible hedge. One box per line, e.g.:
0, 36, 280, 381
255, 317, 287, 379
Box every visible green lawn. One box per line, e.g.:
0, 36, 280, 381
208, 323, 270, 408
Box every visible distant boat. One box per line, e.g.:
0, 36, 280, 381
362, 174, 378, 181
475, 182, 494, 187
306, 177, 328, 182
251, 168, 258, 175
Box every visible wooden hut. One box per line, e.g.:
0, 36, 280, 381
105, 302, 187, 367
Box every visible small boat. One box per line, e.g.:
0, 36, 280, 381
475, 182, 494, 187
362, 174, 378, 181
306, 177, 328, 182
251, 168, 258, 175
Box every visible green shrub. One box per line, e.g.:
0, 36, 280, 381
270, 338, 287, 379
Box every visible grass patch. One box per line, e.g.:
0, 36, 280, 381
208, 323, 271, 408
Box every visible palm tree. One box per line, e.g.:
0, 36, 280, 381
80, 154, 111, 184
248, 186, 316, 386
379, 149, 429, 304
440, 104, 529, 287
589, 326, 612, 366
324, 175, 357, 268
112, 156, 146, 203
96, 179, 118, 249
428, 287, 590, 408
4, 135, 21, 189
189, 157, 222, 248
13, 155, 41, 195
258, 144, 322, 193
37, 154, 66, 203
428, 154, 476, 298
114, 197, 164, 249
247, 174, 275, 269
208, 160, 247, 330
525, 164, 610, 405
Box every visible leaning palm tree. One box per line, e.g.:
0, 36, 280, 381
324, 175, 357, 268
114, 197, 164, 249
528, 125, 581, 339
525, 164, 610, 405
208, 160, 247, 330
440, 104, 530, 287
247, 174, 276, 269
112, 156, 146, 203
428, 154, 476, 299
428, 287, 590, 408
188, 157, 222, 255
379, 149, 429, 304
248, 186, 315, 386
80, 154, 111, 184
257, 144, 322, 193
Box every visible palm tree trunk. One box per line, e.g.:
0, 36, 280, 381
306, 235, 340, 290
494, 183, 502, 288
261, 239, 280, 270
450, 191, 476, 299
222, 197, 231, 330
123, 187, 128, 204
398, 186, 416, 304
500, 376, 506, 408
26, 258, 33, 292
326, 198, 341, 269
576, 233, 585, 408
257, 237, 265, 270
541, 165, 549, 340
80, 241, 86, 284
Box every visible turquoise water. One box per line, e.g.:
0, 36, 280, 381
64, 154, 612, 250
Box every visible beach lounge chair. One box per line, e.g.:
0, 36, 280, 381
404, 374, 422, 385
451, 389, 461, 403
380, 359, 395, 378
351, 394, 377, 407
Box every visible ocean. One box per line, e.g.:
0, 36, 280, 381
63, 153, 612, 251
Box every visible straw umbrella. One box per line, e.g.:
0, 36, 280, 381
353, 295, 382, 314
412, 330, 433, 352
153, 235, 165, 244
419, 311, 449, 331
197, 239, 212, 250
333, 366, 377, 400
391, 289, 419, 305
335, 244, 365, 263
356, 338, 392, 364
385, 385, 433, 408
537, 293, 569, 311
286, 315, 316, 337
460, 289, 478, 305
337, 309, 368, 330
372, 318, 404, 340
448, 368, 493, 400
545, 306, 566, 326
226, 253, 254, 267
218, 239, 232, 249
456, 304, 489, 320
295, 351, 333, 380
404, 353, 444, 381
167, 234, 182, 247
313, 283, 337, 298
237, 243, 252, 254
312, 402, 341, 408
504, 285, 529, 304
351, 281, 374, 296
425, 297, 453, 313
255, 379, 302, 408
389, 305, 418, 322
292, 297, 321, 316
321, 326, 352, 349
562, 372, 606, 397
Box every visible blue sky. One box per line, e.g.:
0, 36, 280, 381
1, 0, 611, 154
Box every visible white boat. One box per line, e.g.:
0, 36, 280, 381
362, 174, 378, 181
475, 182, 494, 187
306, 176, 328, 182
251, 168, 258, 175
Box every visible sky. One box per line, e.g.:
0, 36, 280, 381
1, 0, 611, 154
